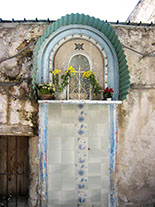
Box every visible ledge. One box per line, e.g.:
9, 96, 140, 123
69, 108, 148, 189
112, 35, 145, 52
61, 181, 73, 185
38, 100, 122, 105
0, 125, 36, 136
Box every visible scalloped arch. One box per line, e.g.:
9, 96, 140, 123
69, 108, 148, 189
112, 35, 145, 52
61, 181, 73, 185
33, 13, 130, 100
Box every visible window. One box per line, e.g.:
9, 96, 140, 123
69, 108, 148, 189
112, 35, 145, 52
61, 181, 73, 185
69, 54, 91, 99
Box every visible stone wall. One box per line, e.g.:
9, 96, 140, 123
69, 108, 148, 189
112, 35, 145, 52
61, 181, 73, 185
0, 22, 49, 207
0, 23, 49, 136
0, 22, 154, 206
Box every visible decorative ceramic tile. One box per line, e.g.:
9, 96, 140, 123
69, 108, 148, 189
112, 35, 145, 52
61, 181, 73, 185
48, 191, 61, 205
62, 124, 75, 136
101, 176, 110, 192
48, 136, 61, 150
75, 137, 88, 151
88, 136, 101, 150
62, 104, 77, 111
48, 175, 61, 190
61, 136, 75, 150
78, 104, 84, 109
62, 150, 75, 164
91, 202, 102, 207
88, 111, 109, 123
47, 104, 110, 207
75, 104, 88, 207
88, 163, 102, 176
75, 125, 88, 136
61, 164, 75, 178
75, 107, 88, 123
88, 104, 108, 111
101, 163, 109, 177
88, 150, 104, 163
101, 192, 109, 206
48, 164, 61, 176
87, 123, 105, 136
75, 152, 87, 165
62, 110, 75, 123
75, 190, 88, 207
48, 124, 62, 136
62, 190, 75, 205
48, 150, 61, 164
88, 176, 102, 189
101, 134, 109, 151
62, 176, 75, 190
48, 104, 62, 123
89, 189, 101, 202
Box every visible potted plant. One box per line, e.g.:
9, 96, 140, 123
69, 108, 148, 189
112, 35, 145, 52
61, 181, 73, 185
82, 70, 102, 98
103, 87, 114, 100
52, 66, 75, 99
37, 83, 56, 100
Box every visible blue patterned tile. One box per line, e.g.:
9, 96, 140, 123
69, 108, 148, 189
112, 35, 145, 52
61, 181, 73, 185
80, 124, 84, 128
78, 184, 85, 189
81, 164, 85, 169
75, 104, 88, 206
78, 157, 86, 163
80, 178, 87, 182
77, 129, 85, 135
78, 169, 85, 176
78, 144, 86, 150
78, 197, 86, 203
78, 104, 84, 109
78, 116, 85, 122
81, 111, 84, 115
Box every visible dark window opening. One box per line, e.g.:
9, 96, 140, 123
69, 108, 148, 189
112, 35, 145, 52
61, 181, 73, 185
0, 136, 29, 207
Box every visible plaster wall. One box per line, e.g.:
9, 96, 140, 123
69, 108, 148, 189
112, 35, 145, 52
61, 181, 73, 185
114, 25, 155, 206
0, 22, 154, 207
127, 0, 155, 23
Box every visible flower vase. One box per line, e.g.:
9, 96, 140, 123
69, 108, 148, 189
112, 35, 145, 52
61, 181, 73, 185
99, 90, 104, 100
93, 94, 100, 100
103, 93, 112, 100
55, 88, 67, 100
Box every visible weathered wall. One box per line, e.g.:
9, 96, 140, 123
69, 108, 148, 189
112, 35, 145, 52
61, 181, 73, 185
0, 22, 49, 207
113, 25, 155, 206
127, 0, 155, 23
0, 22, 155, 207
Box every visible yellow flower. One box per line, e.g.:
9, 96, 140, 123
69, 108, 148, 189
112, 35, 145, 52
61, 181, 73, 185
65, 66, 75, 75
70, 69, 75, 74
52, 69, 61, 75
83, 71, 92, 78
68, 66, 73, 71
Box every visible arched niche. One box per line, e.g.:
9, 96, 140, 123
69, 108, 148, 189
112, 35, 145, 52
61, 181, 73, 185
33, 13, 130, 100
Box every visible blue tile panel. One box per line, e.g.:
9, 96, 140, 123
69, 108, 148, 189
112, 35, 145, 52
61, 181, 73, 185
39, 103, 118, 206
